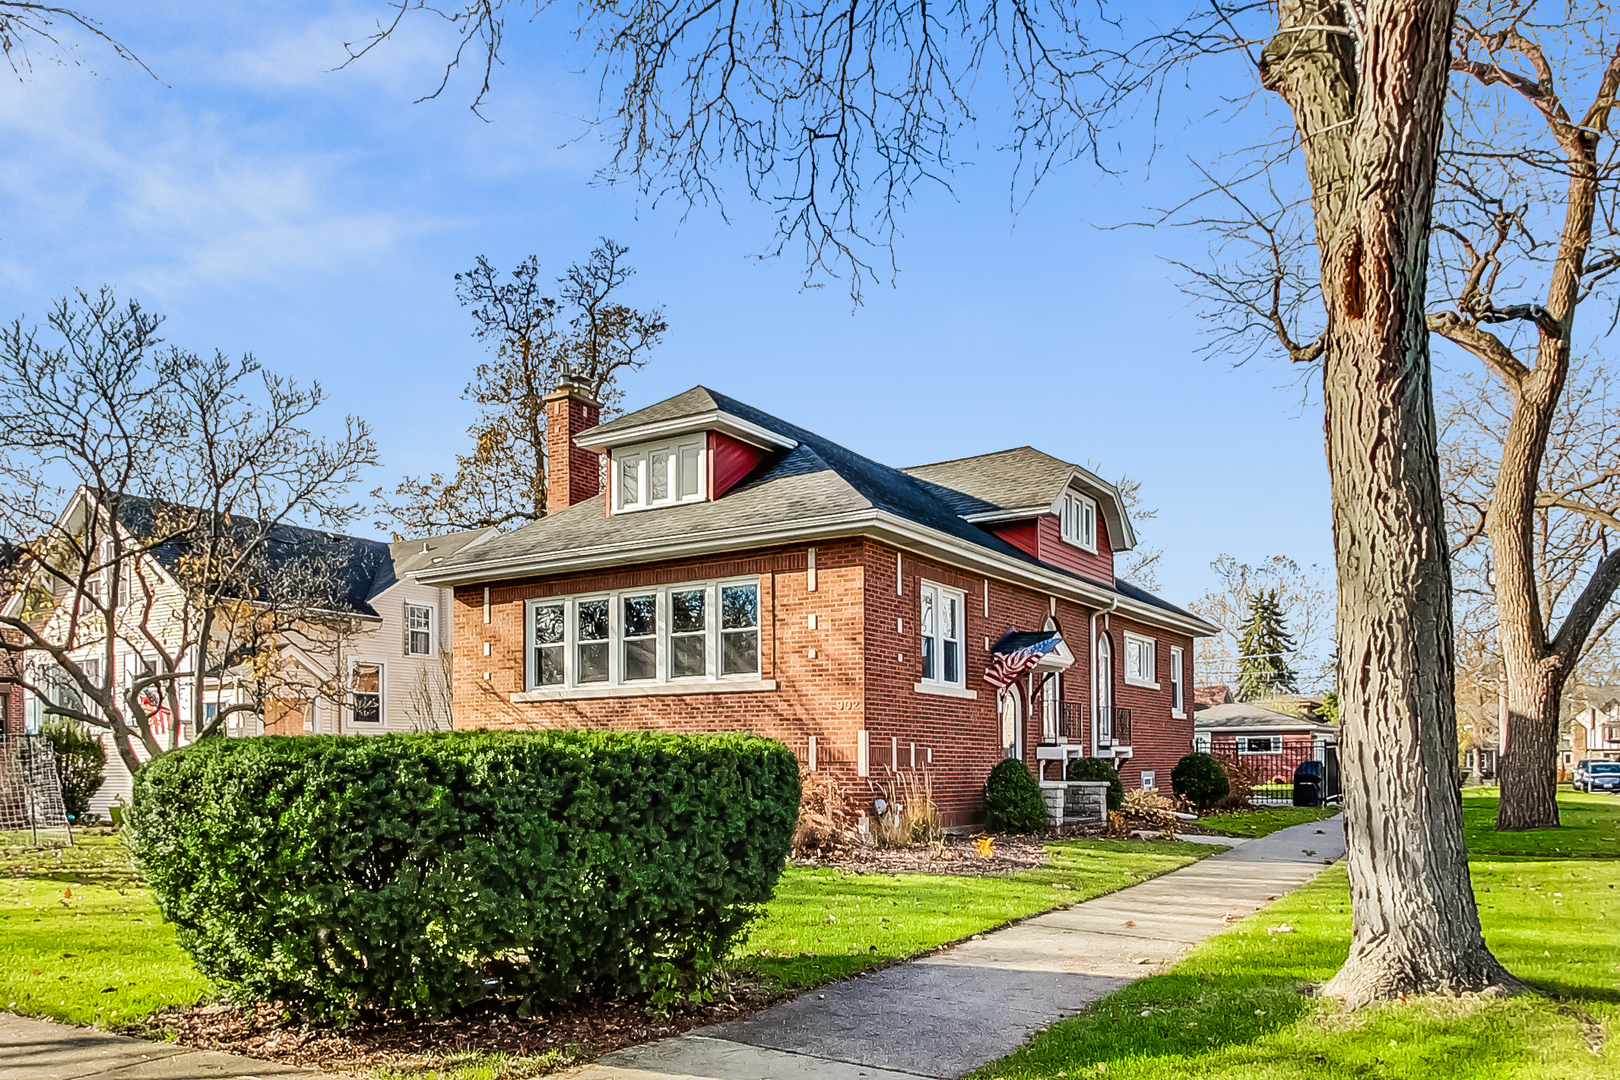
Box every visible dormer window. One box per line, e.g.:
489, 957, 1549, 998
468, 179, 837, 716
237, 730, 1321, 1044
1060, 491, 1097, 551
614, 437, 706, 512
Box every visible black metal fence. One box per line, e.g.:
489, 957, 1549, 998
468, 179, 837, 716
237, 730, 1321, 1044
1210, 742, 1340, 806
1036, 703, 1134, 754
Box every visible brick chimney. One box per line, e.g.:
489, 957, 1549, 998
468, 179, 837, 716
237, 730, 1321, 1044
543, 373, 602, 511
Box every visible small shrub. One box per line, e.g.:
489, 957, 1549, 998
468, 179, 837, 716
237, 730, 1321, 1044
1218, 757, 1257, 810
983, 758, 1046, 834
793, 768, 856, 856
1124, 787, 1179, 835
39, 719, 106, 822
869, 769, 943, 848
1065, 757, 1124, 811
1171, 753, 1230, 812
127, 730, 799, 1019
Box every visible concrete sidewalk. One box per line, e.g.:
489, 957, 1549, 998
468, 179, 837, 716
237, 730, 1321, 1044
568, 816, 1346, 1080
0, 1013, 343, 1080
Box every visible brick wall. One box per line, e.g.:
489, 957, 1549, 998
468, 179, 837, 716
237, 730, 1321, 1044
452, 535, 1197, 828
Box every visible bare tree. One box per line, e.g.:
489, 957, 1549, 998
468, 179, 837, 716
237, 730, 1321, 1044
353, 0, 1515, 1005
374, 239, 667, 534
0, 289, 378, 777
0, 3, 152, 82
1190, 554, 1334, 690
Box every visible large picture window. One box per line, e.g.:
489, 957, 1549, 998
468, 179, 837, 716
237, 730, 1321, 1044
525, 578, 761, 690
919, 581, 965, 687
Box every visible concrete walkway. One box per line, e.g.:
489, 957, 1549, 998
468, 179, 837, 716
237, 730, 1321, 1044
568, 817, 1346, 1080
0, 1013, 341, 1080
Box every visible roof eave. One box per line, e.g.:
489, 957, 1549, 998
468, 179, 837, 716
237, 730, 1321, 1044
574, 410, 799, 453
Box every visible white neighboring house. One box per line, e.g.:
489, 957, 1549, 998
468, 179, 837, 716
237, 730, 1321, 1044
10, 491, 495, 818
1573, 698, 1620, 764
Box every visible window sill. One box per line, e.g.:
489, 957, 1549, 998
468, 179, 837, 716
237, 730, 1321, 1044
1123, 677, 1160, 690
513, 679, 777, 702
913, 681, 978, 701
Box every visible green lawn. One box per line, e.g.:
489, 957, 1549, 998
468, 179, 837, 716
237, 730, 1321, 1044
0, 830, 1213, 1031
973, 789, 1620, 1080
0, 834, 208, 1026
1197, 805, 1340, 838
737, 839, 1215, 988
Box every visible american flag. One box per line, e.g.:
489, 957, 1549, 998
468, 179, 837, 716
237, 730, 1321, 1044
983, 634, 1062, 688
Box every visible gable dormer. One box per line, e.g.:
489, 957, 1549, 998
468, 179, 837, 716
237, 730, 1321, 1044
572, 387, 798, 515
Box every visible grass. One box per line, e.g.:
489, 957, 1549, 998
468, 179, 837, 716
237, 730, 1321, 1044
0, 833, 208, 1027
973, 789, 1620, 1080
1198, 805, 1341, 838
735, 838, 1216, 988
0, 828, 1213, 1036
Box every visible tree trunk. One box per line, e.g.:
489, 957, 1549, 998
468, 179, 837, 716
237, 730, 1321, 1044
1497, 663, 1564, 830
1265, 0, 1520, 1005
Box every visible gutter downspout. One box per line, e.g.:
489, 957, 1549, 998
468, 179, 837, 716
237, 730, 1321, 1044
1089, 593, 1119, 757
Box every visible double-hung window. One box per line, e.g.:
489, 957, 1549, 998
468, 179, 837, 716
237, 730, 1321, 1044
405, 602, 434, 656
919, 581, 965, 688
1123, 632, 1157, 687
1169, 645, 1185, 716
525, 578, 760, 690
1060, 491, 1098, 551
613, 437, 706, 512
350, 662, 382, 724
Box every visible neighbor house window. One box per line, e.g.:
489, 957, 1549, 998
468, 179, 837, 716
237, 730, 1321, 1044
1060, 491, 1098, 551
405, 602, 434, 656
1239, 736, 1278, 754
525, 578, 761, 690
351, 662, 382, 724
1169, 646, 1185, 716
613, 437, 706, 511
919, 581, 965, 687
1123, 632, 1157, 687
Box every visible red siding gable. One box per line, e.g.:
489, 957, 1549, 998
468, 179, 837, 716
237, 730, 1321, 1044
988, 520, 1039, 559
1035, 512, 1115, 586
709, 431, 770, 499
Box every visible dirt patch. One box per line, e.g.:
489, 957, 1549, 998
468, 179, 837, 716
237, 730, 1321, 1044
791, 831, 1057, 875
139, 982, 788, 1077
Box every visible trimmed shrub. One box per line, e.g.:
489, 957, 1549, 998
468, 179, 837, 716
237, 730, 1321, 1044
1171, 752, 1230, 812
1065, 756, 1124, 811
983, 758, 1046, 834
127, 729, 799, 1018
39, 718, 106, 822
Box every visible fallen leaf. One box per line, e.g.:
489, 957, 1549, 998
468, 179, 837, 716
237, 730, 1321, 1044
1124, 920, 1136, 927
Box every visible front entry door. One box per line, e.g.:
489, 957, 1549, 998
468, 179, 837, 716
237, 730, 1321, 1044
999, 689, 1020, 759
1096, 634, 1113, 748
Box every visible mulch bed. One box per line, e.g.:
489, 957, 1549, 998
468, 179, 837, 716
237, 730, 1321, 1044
141, 981, 789, 1076
792, 831, 1058, 875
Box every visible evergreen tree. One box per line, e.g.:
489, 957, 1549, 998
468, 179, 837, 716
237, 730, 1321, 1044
1236, 590, 1299, 701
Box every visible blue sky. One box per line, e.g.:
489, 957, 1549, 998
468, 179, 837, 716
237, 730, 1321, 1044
0, 0, 1336, 612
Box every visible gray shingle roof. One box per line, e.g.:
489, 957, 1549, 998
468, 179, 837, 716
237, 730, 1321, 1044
1194, 702, 1337, 732
903, 447, 1080, 515
426, 387, 1209, 633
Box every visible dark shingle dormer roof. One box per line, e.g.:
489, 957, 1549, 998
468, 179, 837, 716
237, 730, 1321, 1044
903, 447, 1080, 516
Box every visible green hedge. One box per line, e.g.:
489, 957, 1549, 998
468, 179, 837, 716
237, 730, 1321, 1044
1066, 756, 1124, 810
127, 729, 799, 1018
984, 758, 1047, 834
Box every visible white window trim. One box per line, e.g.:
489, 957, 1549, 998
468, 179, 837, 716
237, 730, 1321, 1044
1060, 490, 1098, 553
1238, 736, 1280, 755
916, 579, 967, 690
349, 659, 385, 726
1122, 631, 1159, 689
1169, 645, 1185, 718
405, 601, 435, 657
523, 576, 762, 694
612, 436, 708, 513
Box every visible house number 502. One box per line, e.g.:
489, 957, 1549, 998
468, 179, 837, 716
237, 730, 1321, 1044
832, 699, 858, 711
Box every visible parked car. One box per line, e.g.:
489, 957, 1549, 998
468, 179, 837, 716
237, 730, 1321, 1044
1572, 759, 1620, 794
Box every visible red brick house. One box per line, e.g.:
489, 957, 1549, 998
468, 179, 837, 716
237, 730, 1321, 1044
420, 381, 1218, 826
